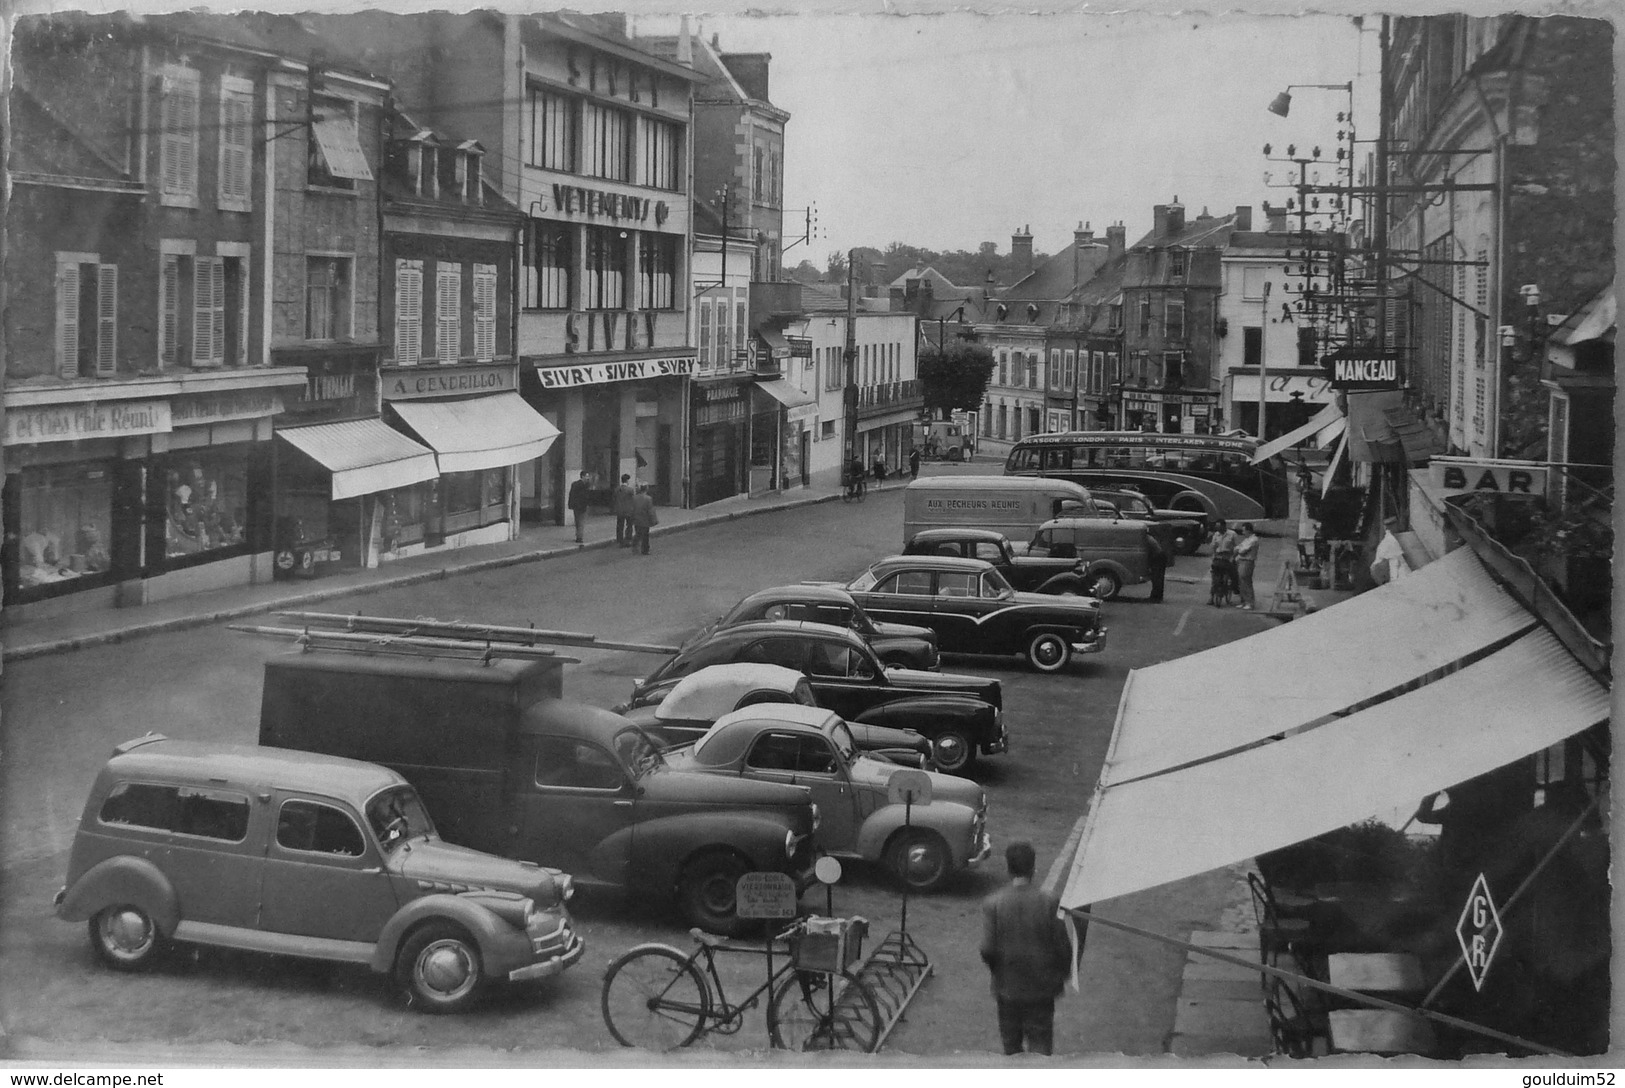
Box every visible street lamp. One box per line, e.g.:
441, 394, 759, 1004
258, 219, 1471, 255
1267, 81, 1353, 117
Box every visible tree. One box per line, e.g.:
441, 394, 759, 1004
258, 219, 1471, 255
919, 339, 995, 418
787, 259, 823, 284
824, 250, 848, 282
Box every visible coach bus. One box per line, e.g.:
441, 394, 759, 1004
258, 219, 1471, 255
1003, 430, 1291, 522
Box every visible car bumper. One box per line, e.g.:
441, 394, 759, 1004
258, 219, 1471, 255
965, 829, 994, 867
981, 711, 1008, 755
507, 932, 586, 983
1073, 627, 1108, 655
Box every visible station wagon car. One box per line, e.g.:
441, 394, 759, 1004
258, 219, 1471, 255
623, 621, 1005, 773
844, 555, 1108, 672
54, 735, 584, 1013
905, 524, 1152, 601
666, 705, 992, 891
1063, 487, 1206, 554
708, 584, 939, 670
621, 662, 934, 767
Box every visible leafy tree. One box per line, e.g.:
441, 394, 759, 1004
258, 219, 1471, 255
919, 339, 995, 418
787, 259, 823, 284
824, 250, 848, 281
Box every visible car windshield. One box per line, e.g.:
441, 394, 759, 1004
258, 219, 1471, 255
828, 721, 858, 765
982, 568, 1015, 596
614, 725, 665, 777
365, 785, 436, 851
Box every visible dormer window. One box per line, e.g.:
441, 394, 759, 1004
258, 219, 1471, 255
465, 154, 482, 204
1169, 248, 1187, 280
421, 146, 438, 199
454, 143, 485, 205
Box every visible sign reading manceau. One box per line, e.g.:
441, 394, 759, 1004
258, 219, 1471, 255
1324, 352, 1400, 391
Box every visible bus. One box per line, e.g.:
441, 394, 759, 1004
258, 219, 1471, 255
1003, 431, 1291, 523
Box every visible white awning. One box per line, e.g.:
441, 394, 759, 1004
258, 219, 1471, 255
389, 393, 560, 474
278, 418, 438, 501
1099, 547, 1537, 789
755, 379, 816, 410
1061, 627, 1609, 908
312, 115, 374, 181
1250, 404, 1345, 464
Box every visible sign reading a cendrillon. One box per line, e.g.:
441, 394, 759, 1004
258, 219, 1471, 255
1323, 352, 1400, 391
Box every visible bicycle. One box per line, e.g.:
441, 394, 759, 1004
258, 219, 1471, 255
841, 469, 867, 503
601, 916, 882, 1053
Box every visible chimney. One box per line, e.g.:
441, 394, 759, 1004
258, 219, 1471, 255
1234, 205, 1253, 232
1107, 222, 1126, 261
1073, 221, 1101, 288
1011, 225, 1034, 280
1166, 195, 1185, 235
1152, 204, 1169, 237
677, 15, 693, 65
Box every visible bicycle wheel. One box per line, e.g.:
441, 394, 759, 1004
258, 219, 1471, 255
601, 944, 711, 1051
767, 968, 883, 1053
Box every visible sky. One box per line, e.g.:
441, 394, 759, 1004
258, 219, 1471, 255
632, 9, 1377, 266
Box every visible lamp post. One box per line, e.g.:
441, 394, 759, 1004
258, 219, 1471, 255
1267, 81, 1354, 118
1257, 280, 1272, 443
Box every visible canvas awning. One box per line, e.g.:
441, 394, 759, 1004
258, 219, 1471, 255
1098, 547, 1537, 788
277, 418, 439, 501
1061, 626, 1609, 908
754, 379, 817, 422
312, 114, 375, 181
1251, 404, 1345, 464
389, 393, 560, 474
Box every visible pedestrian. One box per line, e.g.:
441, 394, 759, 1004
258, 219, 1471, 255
1208, 519, 1238, 606
980, 841, 1073, 1056
612, 474, 636, 547
566, 470, 591, 544
1370, 514, 1409, 584
909, 446, 922, 480
1145, 528, 1167, 603
1234, 522, 1259, 610
630, 483, 657, 555
872, 457, 887, 483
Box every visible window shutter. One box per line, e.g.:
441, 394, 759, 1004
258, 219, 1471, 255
56, 262, 80, 376
219, 88, 253, 209
161, 72, 199, 199
236, 261, 251, 365
193, 257, 224, 365
435, 267, 461, 362
395, 261, 422, 365
211, 258, 227, 362
473, 265, 497, 362
96, 265, 118, 375
160, 256, 179, 366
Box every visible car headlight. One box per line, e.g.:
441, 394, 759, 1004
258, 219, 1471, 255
785, 828, 798, 857
810, 802, 821, 830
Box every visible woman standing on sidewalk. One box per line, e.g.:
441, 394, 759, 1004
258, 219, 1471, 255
1234, 523, 1259, 610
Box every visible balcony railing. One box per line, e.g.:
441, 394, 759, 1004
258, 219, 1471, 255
856, 379, 923, 417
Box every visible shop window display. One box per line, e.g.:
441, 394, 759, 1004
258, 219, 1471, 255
441, 468, 509, 534
164, 451, 248, 559
15, 463, 115, 589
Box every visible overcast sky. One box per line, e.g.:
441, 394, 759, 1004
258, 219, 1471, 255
633, 9, 1378, 264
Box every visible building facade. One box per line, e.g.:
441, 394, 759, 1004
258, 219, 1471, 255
800, 288, 920, 487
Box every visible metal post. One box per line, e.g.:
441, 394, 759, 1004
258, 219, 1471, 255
1258, 281, 1271, 442
843, 249, 859, 467
899, 797, 911, 936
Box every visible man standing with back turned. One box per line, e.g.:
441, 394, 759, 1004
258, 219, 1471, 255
980, 840, 1073, 1055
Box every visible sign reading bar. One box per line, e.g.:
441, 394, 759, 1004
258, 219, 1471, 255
4, 400, 171, 445
1428, 457, 1548, 497
1325, 352, 1400, 391
535, 356, 697, 389
384, 364, 516, 400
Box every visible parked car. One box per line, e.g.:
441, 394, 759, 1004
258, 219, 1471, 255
1063, 487, 1206, 555
622, 621, 1005, 774
843, 555, 1108, 672
905, 524, 1151, 600
667, 705, 992, 891
623, 662, 934, 767
706, 584, 939, 670
257, 650, 818, 936
54, 735, 585, 1013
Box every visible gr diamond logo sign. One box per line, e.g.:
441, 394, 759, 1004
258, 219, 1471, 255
1455, 873, 1504, 992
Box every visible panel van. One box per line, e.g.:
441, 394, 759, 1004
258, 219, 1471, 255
902, 476, 1092, 545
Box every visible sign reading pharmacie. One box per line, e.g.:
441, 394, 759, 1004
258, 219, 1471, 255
4, 399, 171, 445
383, 364, 517, 400
533, 355, 697, 390
1323, 351, 1400, 391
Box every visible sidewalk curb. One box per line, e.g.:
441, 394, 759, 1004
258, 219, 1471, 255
3, 489, 851, 663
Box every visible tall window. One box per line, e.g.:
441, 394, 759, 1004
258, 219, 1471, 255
1166, 297, 1185, 341
582, 102, 630, 181
1243, 326, 1262, 369
524, 220, 572, 310
217, 77, 254, 212
308, 96, 371, 189
1169, 248, 1187, 280
435, 265, 462, 361
472, 264, 498, 362
395, 259, 423, 365
305, 256, 351, 341
158, 67, 200, 206
733, 297, 747, 366
637, 116, 679, 190
1064, 350, 1076, 392
998, 352, 1009, 386
699, 299, 714, 365
1026, 354, 1038, 388
637, 234, 676, 310
160, 252, 248, 368
56, 254, 117, 377
753, 144, 766, 200
1138, 297, 1152, 337
527, 86, 576, 170
584, 227, 625, 309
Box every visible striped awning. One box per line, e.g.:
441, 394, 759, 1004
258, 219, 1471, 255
277, 418, 438, 501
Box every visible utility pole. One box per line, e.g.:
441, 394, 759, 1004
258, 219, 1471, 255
1257, 281, 1272, 442
843, 248, 859, 469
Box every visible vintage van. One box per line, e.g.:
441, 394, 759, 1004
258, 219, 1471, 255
902, 476, 1092, 544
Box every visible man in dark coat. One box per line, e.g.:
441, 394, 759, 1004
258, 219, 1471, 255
566, 470, 591, 543
612, 474, 636, 547
980, 841, 1073, 1055
1145, 529, 1168, 602
630, 483, 658, 555
909, 446, 922, 480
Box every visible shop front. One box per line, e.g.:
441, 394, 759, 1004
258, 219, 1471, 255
689, 376, 750, 506
1225, 371, 1335, 441
856, 406, 919, 479
750, 379, 816, 492
1121, 389, 1220, 434
3, 376, 303, 617
382, 362, 558, 561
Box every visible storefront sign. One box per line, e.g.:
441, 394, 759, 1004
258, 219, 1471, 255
536, 183, 671, 227
1324, 353, 1400, 390
534, 356, 697, 389
1123, 391, 1215, 408
4, 399, 171, 445
279, 348, 382, 423
695, 400, 746, 427
170, 390, 285, 427
1230, 374, 1335, 403
384, 364, 516, 400
787, 337, 813, 359
1428, 457, 1547, 496
785, 403, 817, 424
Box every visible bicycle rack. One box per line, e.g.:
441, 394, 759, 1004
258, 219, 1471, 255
844, 929, 933, 1051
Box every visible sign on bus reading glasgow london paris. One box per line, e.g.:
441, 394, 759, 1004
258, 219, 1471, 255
1324, 352, 1400, 391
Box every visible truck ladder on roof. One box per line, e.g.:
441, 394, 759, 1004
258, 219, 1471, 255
228, 623, 582, 665
272, 610, 682, 656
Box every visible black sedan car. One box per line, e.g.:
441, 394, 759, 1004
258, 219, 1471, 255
1067, 487, 1207, 555
709, 584, 939, 670
843, 555, 1107, 673
621, 621, 1005, 773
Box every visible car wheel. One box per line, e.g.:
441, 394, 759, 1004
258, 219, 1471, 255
1087, 570, 1122, 600
886, 830, 952, 892
930, 730, 975, 774
1026, 630, 1073, 673
396, 921, 485, 1013
89, 904, 163, 971
678, 852, 751, 936
880, 655, 909, 670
